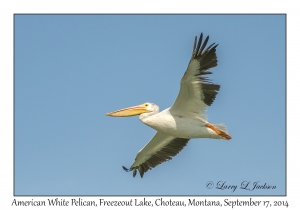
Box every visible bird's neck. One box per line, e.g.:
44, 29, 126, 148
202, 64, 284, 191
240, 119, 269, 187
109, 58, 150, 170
139, 111, 156, 121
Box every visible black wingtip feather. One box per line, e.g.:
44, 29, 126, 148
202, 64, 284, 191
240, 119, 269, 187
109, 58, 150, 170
133, 169, 137, 177
193, 36, 197, 55
195, 33, 203, 55
192, 33, 220, 107
127, 138, 190, 178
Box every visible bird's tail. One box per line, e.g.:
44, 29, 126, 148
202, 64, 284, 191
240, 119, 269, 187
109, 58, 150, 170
206, 123, 231, 140
213, 123, 231, 140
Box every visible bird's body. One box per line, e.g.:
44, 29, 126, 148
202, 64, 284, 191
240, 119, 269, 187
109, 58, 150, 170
141, 107, 219, 139
106, 33, 231, 178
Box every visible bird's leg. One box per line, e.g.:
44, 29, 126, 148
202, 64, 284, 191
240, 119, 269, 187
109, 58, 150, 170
205, 123, 231, 140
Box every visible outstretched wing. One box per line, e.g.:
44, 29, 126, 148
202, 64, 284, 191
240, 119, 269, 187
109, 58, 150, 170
123, 132, 190, 178
170, 33, 219, 120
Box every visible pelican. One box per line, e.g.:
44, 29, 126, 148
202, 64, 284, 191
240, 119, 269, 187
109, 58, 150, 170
106, 33, 231, 178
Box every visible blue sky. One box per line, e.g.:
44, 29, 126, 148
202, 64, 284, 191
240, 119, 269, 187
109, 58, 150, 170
14, 14, 285, 196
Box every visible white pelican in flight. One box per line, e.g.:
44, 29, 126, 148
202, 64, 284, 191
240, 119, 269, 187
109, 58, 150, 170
106, 33, 231, 178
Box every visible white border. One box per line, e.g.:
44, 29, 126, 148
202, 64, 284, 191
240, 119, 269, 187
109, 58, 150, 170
1, 0, 297, 209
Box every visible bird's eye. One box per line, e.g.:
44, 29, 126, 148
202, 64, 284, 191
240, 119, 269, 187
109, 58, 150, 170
145, 104, 148, 106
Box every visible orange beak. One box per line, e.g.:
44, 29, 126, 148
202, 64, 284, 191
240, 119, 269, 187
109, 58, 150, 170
106, 104, 150, 117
